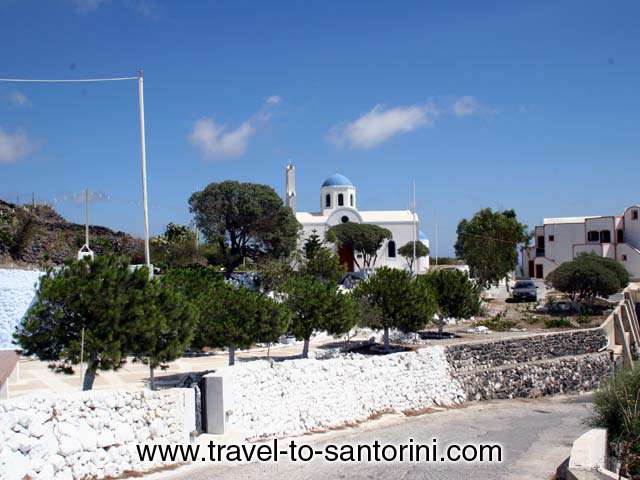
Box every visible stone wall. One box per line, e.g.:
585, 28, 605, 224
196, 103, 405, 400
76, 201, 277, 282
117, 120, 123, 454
0, 388, 195, 480
0, 268, 42, 350
445, 329, 613, 402
445, 329, 608, 371
226, 346, 465, 440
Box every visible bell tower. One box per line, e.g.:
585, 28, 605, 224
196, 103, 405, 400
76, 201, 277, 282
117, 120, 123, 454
285, 162, 296, 212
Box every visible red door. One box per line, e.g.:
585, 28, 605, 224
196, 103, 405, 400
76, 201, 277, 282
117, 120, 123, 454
338, 246, 355, 272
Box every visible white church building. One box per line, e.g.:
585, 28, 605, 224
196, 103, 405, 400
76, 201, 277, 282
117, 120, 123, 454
285, 164, 429, 273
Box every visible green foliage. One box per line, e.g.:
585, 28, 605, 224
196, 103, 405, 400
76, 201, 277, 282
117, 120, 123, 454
285, 274, 358, 357
475, 312, 516, 331
397, 241, 429, 271
162, 267, 290, 364
590, 367, 640, 478
420, 269, 480, 319
325, 223, 392, 269
150, 223, 208, 269
9, 210, 36, 258
543, 317, 573, 329
129, 280, 196, 389
454, 208, 528, 288
354, 267, 436, 350
189, 181, 301, 276
14, 256, 156, 390
302, 247, 345, 284
256, 258, 295, 293
303, 231, 323, 260
546, 253, 628, 303
431, 257, 464, 265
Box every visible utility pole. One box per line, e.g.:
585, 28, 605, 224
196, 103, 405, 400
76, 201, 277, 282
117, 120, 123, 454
412, 180, 417, 274
84, 188, 90, 247
435, 215, 439, 266
137, 70, 151, 272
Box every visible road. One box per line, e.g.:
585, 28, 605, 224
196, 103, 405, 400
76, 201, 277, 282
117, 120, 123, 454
160, 394, 594, 480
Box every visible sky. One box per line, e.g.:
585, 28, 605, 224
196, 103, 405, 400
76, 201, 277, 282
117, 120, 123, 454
0, 0, 639, 256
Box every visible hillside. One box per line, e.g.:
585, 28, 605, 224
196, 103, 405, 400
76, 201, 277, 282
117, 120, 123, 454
0, 199, 142, 267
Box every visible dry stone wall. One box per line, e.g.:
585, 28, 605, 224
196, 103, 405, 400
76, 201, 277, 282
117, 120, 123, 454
0, 388, 194, 480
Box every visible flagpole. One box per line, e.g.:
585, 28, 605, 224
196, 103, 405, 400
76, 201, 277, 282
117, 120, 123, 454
137, 70, 151, 271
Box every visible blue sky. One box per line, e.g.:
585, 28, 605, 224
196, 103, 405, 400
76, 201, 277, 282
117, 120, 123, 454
1, 0, 639, 255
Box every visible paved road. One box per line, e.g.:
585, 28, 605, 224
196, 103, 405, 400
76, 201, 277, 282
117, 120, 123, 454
161, 395, 594, 480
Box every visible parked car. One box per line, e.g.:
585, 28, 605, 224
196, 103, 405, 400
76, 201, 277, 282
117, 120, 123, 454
511, 280, 538, 302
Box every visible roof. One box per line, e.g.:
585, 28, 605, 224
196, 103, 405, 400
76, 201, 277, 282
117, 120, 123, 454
296, 209, 416, 224
322, 173, 353, 187
543, 216, 596, 225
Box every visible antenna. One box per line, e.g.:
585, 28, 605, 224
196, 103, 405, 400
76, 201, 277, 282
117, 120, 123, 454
84, 187, 90, 247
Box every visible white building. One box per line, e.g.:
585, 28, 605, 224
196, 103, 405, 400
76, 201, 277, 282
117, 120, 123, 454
286, 164, 429, 273
522, 205, 640, 280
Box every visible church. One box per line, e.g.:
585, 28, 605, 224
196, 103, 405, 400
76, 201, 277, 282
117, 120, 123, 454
284, 164, 430, 273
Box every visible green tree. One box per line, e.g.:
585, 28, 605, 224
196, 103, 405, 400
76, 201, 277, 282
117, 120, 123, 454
545, 253, 628, 304
397, 241, 429, 272
354, 267, 437, 352
15, 256, 152, 390
129, 281, 196, 390
303, 230, 323, 260
420, 269, 480, 331
285, 275, 358, 358
454, 208, 528, 287
302, 247, 345, 284
189, 181, 300, 276
256, 257, 295, 293
325, 223, 392, 270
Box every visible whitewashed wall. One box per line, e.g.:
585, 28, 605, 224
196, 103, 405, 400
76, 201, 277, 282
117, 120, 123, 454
226, 346, 465, 440
0, 388, 195, 480
0, 269, 43, 350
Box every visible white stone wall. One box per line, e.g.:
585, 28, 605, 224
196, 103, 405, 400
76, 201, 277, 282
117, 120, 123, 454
0, 388, 194, 480
0, 269, 43, 350
226, 346, 465, 440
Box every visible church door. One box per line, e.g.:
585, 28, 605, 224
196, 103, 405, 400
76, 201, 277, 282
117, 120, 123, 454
338, 246, 355, 272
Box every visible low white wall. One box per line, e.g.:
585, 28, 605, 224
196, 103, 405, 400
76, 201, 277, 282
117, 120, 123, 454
0, 388, 194, 480
0, 269, 43, 349
226, 346, 465, 440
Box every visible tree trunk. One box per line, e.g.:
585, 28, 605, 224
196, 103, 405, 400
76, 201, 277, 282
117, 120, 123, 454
438, 317, 444, 335
383, 327, 390, 352
149, 364, 155, 391
302, 338, 310, 358
82, 353, 98, 391
228, 345, 236, 366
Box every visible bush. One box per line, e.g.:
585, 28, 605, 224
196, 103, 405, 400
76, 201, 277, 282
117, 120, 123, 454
544, 317, 573, 329
475, 313, 516, 331
419, 269, 480, 319
590, 367, 640, 478
354, 267, 436, 351
546, 253, 629, 303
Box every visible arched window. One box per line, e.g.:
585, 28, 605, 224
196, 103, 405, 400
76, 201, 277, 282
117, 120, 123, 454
350, 194, 354, 207
325, 193, 331, 208
338, 193, 344, 206
387, 240, 396, 258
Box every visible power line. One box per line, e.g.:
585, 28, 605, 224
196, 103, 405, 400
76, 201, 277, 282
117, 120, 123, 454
0, 77, 137, 83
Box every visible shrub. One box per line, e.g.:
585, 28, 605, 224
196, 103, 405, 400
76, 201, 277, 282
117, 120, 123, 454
544, 317, 573, 329
589, 367, 640, 478
354, 267, 436, 351
419, 269, 480, 319
475, 313, 516, 331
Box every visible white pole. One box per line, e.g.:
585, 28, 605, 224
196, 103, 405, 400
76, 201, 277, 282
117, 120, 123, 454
435, 215, 439, 266
137, 70, 151, 271
79, 327, 85, 390
84, 187, 90, 247
412, 179, 416, 273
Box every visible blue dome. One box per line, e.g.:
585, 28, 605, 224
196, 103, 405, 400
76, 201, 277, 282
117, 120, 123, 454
322, 173, 353, 187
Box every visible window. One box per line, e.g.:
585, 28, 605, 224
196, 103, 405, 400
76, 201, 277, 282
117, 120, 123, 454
325, 193, 331, 208
548, 235, 555, 242
338, 193, 344, 206
350, 194, 354, 207
341, 216, 349, 223
387, 240, 396, 258
633, 210, 639, 220
587, 231, 599, 242
600, 230, 611, 243
622, 254, 628, 261
617, 230, 624, 243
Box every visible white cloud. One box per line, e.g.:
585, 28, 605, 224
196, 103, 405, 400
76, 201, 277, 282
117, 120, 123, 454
72, 0, 107, 13
8, 91, 31, 107
328, 103, 438, 149
453, 96, 496, 117
0, 127, 37, 164
189, 96, 280, 161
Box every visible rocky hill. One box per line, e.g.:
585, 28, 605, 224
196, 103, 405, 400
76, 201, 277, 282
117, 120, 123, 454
0, 199, 142, 267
